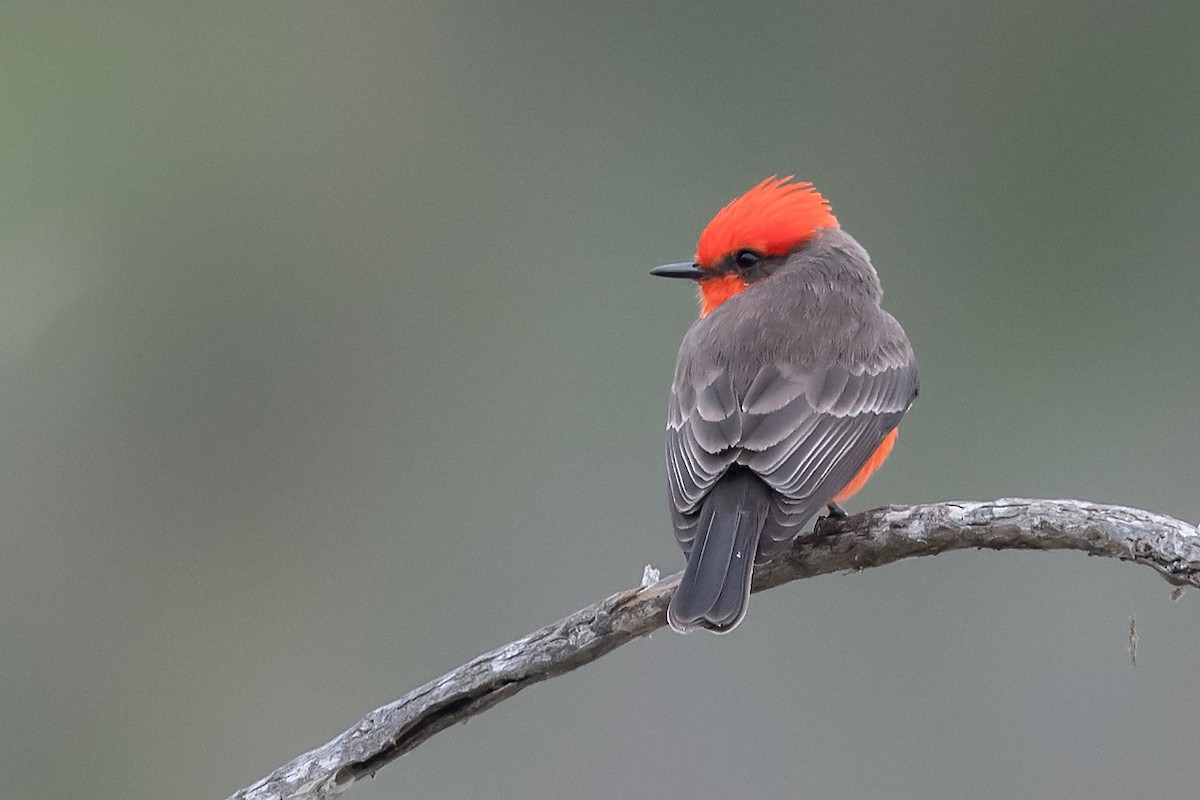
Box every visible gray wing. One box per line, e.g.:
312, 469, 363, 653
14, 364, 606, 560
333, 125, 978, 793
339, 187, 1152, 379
666, 365, 742, 551
666, 336, 917, 558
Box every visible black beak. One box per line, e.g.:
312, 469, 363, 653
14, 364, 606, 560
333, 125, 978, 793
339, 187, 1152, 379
650, 261, 704, 280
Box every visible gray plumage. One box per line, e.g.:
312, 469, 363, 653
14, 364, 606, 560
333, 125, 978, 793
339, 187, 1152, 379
664, 228, 918, 633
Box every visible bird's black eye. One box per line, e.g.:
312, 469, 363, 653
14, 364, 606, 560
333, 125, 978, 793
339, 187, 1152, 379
734, 249, 763, 270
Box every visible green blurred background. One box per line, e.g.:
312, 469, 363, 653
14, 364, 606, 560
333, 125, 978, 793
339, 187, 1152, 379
3, 2, 1199, 798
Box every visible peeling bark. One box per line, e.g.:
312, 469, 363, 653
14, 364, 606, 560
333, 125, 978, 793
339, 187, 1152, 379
228, 499, 1200, 800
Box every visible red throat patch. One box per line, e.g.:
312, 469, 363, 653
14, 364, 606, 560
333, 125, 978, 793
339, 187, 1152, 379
694, 176, 839, 315
698, 275, 746, 317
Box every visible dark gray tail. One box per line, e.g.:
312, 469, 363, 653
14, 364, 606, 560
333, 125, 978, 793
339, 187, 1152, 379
667, 469, 770, 634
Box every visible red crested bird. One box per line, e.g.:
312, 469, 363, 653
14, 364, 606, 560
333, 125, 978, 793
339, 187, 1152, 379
651, 177, 918, 633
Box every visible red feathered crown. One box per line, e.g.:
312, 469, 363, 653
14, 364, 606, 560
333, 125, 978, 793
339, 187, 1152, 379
696, 176, 839, 267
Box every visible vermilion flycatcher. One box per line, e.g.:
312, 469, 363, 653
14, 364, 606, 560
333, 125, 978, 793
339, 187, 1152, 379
651, 177, 918, 633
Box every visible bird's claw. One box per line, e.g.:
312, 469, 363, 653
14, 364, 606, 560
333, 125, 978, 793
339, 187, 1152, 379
814, 502, 849, 536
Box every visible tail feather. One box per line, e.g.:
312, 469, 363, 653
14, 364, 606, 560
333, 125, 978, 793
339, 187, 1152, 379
667, 470, 770, 634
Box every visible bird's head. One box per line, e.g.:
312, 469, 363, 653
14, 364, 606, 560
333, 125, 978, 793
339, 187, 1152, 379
651, 176, 839, 316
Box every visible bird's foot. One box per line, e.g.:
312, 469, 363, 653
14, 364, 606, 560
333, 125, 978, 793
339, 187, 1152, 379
814, 502, 849, 536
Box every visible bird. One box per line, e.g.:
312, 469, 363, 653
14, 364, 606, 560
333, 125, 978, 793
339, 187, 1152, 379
650, 176, 918, 634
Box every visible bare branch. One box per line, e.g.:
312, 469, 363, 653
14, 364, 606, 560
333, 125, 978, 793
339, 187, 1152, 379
228, 499, 1200, 800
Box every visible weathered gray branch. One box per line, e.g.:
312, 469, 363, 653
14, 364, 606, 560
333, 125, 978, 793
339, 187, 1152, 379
229, 498, 1200, 800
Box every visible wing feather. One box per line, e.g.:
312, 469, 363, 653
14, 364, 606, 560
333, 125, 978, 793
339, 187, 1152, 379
666, 341, 917, 556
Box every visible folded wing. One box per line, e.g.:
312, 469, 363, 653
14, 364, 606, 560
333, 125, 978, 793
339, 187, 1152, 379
666, 336, 917, 558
